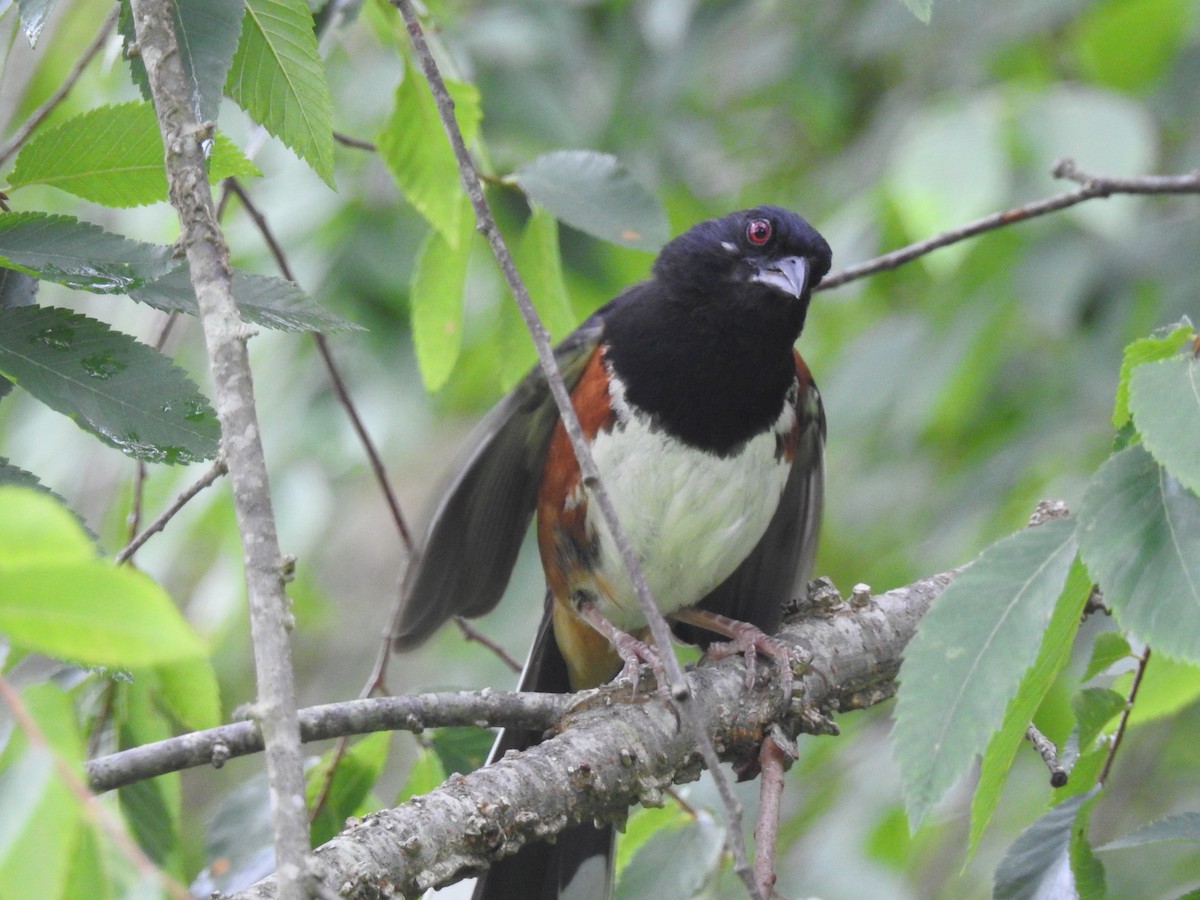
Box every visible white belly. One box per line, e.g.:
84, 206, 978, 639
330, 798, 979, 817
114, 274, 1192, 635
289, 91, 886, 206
582, 408, 792, 631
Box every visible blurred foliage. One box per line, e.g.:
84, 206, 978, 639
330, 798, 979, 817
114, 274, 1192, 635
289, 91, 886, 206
0, 0, 1199, 897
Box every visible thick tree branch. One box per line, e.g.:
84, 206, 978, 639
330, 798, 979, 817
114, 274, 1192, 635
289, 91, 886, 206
222, 570, 951, 899
127, 2, 309, 896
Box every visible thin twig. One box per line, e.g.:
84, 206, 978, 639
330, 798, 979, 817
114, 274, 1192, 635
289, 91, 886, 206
1099, 645, 1151, 785
454, 616, 523, 673
128, 2, 310, 896
754, 728, 796, 899
222, 177, 415, 549
115, 457, 227, 564
391, 5, 763, 895
0, 674, 192, 900
1024, 723, 1067, 788
0, 8, 120, 168
333, 130, 377, 151
818, 161, 1200, 291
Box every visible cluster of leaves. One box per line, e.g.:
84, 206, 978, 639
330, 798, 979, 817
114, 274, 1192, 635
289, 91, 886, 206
894, 323, 1200, 897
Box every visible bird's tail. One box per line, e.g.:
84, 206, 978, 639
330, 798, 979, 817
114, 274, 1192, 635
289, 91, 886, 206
471, 596, 615, 900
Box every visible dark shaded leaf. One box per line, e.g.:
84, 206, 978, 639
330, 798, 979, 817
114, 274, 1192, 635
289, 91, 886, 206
512, 150, 668, 251
1100, 812, 1200, 850
0, 306, 218, 464
0, 212, 177, 294
615, 813, 726, 900
994, 789, 1097, 900
428, 727, 494, 777
1130, 353, 1200, 496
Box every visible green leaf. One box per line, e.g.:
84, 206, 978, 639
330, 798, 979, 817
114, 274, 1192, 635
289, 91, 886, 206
62, 824, 113, 900
428, 727, 494, 777
396, 748, 446, 804
121, 0, 245, 122
0, 212, 177, 293
615, 803, 691, 880
154, 656, 223, 731
1130, 354, 1200, 496
512, 151, 668, 252
1121, 654, 1200, 726
894, 518, 1078, 829
378, 63, 482, 246
1078, 444, 1200, 663
1112, 322, 1193, 429
969, 559, 1090, 854
409, 207, 473, 393
197, 773, 274, 894
129, 266, 361, 333
0, 487, 209, 666
1070, 793, 1108, 900
497, 205, 579, 390
225, 0, 334, 184
1100, 812, 1200, 850
6, 102, 259, 207
118, 681, 181, 871
1073, 0, 1194, 92
1070, 687, 1126, 751
1082, 632, 1132, 682
993, 789, 1098, 900
0, 307, 219, 464
306, 731, 391, 846
614, 812, 726, 900
0, 683, 83, 900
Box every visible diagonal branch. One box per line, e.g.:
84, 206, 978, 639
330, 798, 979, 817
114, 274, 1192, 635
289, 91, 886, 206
221, 569, 953, 899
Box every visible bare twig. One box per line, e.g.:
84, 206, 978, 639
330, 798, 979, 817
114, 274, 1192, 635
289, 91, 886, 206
1099, 645, 1151, 785
127, 3, 309, 896
116, 457, 227, 563
391, 4, 765, 895
1024, 723, 1068, 788
819, 162, 1200, 290
0, 675, 192, 900
754, 728, 797, 898
333, 130, 377, 151
0, 8, 120, 168
454, 617, 523, 673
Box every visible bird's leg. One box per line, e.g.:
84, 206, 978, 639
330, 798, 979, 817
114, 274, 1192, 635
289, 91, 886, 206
577, 601, 665, 696
671, 608, 795, 703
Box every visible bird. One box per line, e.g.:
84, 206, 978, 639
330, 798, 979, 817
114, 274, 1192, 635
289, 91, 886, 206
390, 205, 831, 899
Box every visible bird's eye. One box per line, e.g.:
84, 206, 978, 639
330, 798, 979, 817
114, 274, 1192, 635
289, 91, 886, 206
746, 218, 772, 245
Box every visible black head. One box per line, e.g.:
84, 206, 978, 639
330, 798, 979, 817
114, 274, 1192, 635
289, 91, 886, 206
651, 205, 832, 312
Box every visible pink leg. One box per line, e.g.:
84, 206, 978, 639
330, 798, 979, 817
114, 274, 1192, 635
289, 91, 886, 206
671, 608, 794, 703
577, 602, 665, 695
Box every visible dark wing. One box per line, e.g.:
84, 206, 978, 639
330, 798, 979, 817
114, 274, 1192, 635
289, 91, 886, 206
390, 319, 606, 650
676, 362, 825, 643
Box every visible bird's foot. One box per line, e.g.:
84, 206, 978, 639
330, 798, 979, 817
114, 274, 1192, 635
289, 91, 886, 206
578, 602, 666, 697
672, 608, 795, 704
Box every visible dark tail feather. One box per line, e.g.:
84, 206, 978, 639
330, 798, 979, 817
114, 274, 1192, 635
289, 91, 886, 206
471, 598, 615, 900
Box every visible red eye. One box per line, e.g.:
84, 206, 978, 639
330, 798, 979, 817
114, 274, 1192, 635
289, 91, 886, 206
746, 218, 772, 245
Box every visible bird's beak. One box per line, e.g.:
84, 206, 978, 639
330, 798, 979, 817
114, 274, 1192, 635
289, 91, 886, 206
752, 255, 810, 299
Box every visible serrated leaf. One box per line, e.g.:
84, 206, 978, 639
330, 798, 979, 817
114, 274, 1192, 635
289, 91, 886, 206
1082, 632, 1132, 682
428, 727, 494, 777
894, 518, 1078, 829
1070, 687, 1126, 751
1100, 812, 1200, 850
0, 487, 209, 666
225, 0, 335, 185
993, 789, 1097, 900
7, 101, 259, 207
1130, 354, 1200, 496
129, 266, 360, 333
0, 306, 219, 464
969, 559, 1090, 855
409, 208, 473, 392
378, 63, 482, 246
0, 212, 177, 293
512, 150, 668, 251
306, 731, 391, 846
1078, 444, 1200, 663
498, 205, 578, 390
615, 812, 726, 900
122, 0, 244, 122
1112, 322, 1193, 428
154, 656, 222, 731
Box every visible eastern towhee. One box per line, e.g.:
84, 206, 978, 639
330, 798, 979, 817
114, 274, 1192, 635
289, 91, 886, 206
391, 205, 831, 899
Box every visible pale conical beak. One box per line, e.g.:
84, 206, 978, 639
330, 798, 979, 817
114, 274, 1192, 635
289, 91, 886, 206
752, 255, 811, 299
